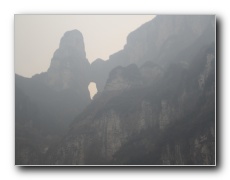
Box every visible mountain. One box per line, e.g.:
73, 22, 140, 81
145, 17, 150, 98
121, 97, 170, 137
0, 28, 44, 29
46, 42, 215, 165
15, 15, 215, 165
15, 85, 45, 164
91, 15, 215, 92
15, 30, 92, 164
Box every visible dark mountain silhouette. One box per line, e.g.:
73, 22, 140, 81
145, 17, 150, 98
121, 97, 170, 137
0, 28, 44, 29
15, 15, 215, 165
46, 42, 215, 165
15, 30, 92, 164
91, 15, 215, 92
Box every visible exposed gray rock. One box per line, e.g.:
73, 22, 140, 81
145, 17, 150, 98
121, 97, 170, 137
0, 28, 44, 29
104, 64, 142, 91
46, 41, 215, 165
91, 15, 215, 91
140, 61, 164, 86
16, 15, 215, 165
42, 29, 90, 92
15, 30, 92, 165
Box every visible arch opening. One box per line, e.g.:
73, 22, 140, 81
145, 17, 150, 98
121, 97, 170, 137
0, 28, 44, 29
88, 82, 98, 100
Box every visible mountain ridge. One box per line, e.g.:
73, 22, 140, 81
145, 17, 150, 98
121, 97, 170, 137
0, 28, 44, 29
15, 15, 215, 165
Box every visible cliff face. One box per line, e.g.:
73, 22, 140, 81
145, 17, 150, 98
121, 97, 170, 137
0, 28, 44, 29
42, 30, 90, 92
90, 15, 215, 91
15, 15, 215, 165
46, 40, 215, 165
104, 64, 143, 91
15, 30, 92, 165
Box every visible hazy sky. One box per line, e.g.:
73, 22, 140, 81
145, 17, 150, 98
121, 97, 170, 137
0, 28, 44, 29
15, 15, 155, 78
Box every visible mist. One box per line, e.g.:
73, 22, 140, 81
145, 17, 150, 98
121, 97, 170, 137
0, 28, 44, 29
15, 15, 215, 166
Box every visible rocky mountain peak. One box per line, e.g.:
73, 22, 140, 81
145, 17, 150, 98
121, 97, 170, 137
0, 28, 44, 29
16, 15, 215, 165
44, 29, 90, 91
104, 64, 142, 91
125, 15, 215, 66
140, 61, 164, 85
59, 29, 85, 57
51, 29, 86, 67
